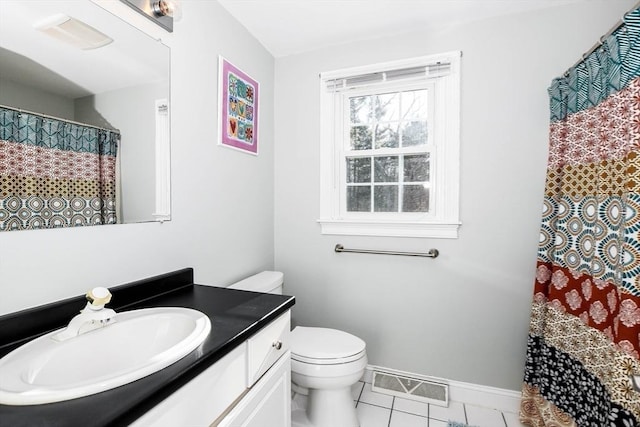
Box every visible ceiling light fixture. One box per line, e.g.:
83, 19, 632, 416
119, 0, 179, 32
151, 0, 181, 19
151, 0, 170, 17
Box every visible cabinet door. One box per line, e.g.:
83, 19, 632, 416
219, 351, 291, 427
130, 345, 247, 427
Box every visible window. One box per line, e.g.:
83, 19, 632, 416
318, 52, 461, 238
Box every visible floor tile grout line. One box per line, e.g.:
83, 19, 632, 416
463, 402, 468, 424
355, 382, 365, 408
393, 408, 429, 418
357, 401, 395, 411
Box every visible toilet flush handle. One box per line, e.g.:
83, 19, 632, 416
272, 341, 283, 350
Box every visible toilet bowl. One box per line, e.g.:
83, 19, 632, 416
228, 271, 367, 427
290, 326, 367, 427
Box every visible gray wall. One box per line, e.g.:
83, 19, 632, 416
0, 77, 74, 119
273, 1, 635, 391
75, 81, 168, 223
0, 1, 275, 315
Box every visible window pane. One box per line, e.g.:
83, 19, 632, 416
374, 123, 399, 148
374, 156, 398, 182
401, 121, 428, 146
346, 157, 371, 183
374, 186, 398, 212
402, 90, 428, 120
350, 126, 372, 150
403, 185, 429, 212
347, 186, 371, 212
373, 93, 399, 121
404, 154, 430, 182
350, 96, 371, 124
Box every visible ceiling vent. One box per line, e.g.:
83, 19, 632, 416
34, 14, 113, 50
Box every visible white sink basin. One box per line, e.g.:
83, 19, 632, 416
0, 307, 211, 405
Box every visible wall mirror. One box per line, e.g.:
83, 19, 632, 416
0, 0, 170, 231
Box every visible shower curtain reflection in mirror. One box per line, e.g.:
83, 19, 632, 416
0, 106, 120, 231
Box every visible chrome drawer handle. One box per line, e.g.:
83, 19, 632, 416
272, 341, 282, 350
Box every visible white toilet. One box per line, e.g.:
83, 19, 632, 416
229, 271, 367, 427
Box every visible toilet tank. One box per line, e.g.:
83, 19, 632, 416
228, 271, 284, 294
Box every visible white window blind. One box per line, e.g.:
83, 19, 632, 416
325, 62, 452, 91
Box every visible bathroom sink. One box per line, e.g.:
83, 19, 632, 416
0, 307, 211, 405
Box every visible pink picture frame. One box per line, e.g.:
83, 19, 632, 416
218, 56, 259, 155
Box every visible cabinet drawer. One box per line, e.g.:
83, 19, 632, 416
246, 312, 290, 386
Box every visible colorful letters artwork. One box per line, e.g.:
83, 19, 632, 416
219, 57, 259, 154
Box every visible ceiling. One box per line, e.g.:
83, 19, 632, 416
216, 0, 591, 58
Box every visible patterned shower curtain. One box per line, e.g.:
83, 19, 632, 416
0, 107, 119, 231
520, 8, 640, 427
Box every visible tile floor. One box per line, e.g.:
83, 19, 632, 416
292, 380, 523, 427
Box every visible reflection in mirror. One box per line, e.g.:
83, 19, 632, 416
0, 0, 170, 231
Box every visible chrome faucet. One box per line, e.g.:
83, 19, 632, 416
51, 287, 117, 342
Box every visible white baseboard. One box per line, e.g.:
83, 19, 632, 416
363, 365, 521, 414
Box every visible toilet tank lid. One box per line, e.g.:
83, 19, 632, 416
228, 271, 284, 293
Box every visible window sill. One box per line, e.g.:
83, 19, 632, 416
317, 219, 460, 238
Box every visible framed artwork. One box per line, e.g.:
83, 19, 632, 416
218, 56, 259, 155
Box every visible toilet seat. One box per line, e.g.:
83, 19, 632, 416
292, 350, 366, 365
291, 326, 366, 365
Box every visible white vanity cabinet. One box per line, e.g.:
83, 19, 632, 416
218, 350, 290, 427
130, 312, 291, 427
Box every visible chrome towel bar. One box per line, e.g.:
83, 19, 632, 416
334, 244, 439, 258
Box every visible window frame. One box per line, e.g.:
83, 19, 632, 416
340, 81, 436, 220
318, 52, 461, 238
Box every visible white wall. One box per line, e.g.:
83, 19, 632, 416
0, 0, 275, 315
273, 1, 635, 391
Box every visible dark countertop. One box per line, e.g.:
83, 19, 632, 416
0, 268, 295, 427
